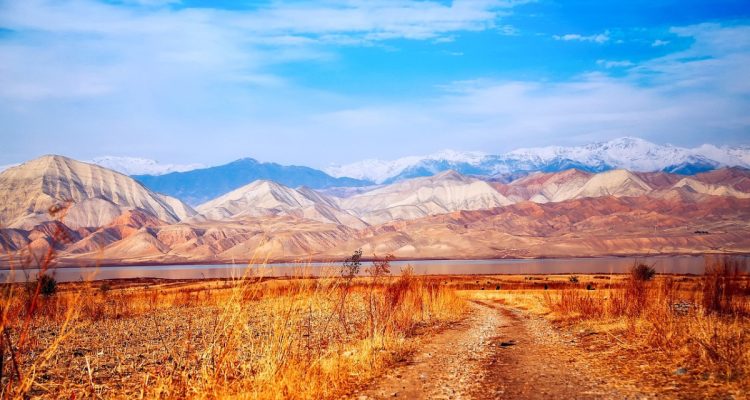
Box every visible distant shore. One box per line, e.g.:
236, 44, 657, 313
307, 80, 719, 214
4, 251, 748, 270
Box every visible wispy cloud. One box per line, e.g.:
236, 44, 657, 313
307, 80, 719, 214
652, 39, 669, 47
554, 31, 610, 43
634, 23, 750, 94
596, 59, 634, 68
0, 0, 518, 101
497, 24, 519, 36
311, 23, 750, 152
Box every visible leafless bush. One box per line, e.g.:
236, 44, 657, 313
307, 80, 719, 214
630, 262, 656, 281
702, 258, 747, 315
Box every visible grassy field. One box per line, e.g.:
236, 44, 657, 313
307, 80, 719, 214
1, 257, 748, 398
0, 262, 466, 398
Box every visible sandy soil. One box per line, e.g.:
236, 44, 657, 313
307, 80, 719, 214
352, 300, 646, 399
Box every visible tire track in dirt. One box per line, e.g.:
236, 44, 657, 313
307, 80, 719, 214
352, 301, 503, 399
471, 303, 632, 399
353, 300, 636, 399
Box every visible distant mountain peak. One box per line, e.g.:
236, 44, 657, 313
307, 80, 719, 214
91, 156, 204, 176
326, 137, 750, 184
229, 157, 261, 165
428, 149, 487, 162
133, 156, 373, 206
433, 169, 465, 180
602, 136, 651, 147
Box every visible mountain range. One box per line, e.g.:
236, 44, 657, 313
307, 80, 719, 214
1, 152, 748, 266
325, 137, 750, 183
132, 158, 371, 205
70, 137, 749, 205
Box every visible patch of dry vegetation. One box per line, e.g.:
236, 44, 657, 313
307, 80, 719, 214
460, 260, 749, 396
536, 259, 750, 392
0, 252, 466, 399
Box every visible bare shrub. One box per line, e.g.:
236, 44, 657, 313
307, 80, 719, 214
630, 262, 656, 281
37, 273, 57, 297
702, 258, 747, 315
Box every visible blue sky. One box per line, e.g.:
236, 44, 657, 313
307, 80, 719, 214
1, 0, 749, 168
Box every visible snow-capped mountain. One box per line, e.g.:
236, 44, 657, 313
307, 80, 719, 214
91, 156, 204, 176
325, 150, 487, 184
325, 137, 750, 184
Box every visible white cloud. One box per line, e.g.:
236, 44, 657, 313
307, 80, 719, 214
0, 0, 518, 101
596, 59, 634, 68
634, 23, 750, 94
0, 1, 514, 41
652, 39, 669, 47
554, 31, 610, 43
433, 36, 456, 44
497, 24, 519, 36
309, 23, 750, 153
234, 1, 507, 40
121, 0, 181, 6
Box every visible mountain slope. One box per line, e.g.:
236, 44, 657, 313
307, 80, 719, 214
340, 170, 513, 224
41, 193, 750, 264
0, 155, 196, 229
134, 158, 372, 205
571, 170, 653, 199
692, 167, 750, 192
196, 180, 367, 228
672, 177, 750, 198
326, 137, 750, 184
501, 169, 593, 203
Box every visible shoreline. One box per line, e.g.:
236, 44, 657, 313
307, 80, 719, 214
3, 251, 748, 270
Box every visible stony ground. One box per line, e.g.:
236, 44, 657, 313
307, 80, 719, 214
351, 299, 737, 399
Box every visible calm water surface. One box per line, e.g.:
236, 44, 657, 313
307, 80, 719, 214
2, 256, 747, 283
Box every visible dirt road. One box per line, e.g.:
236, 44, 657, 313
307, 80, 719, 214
353, 300, 642, 399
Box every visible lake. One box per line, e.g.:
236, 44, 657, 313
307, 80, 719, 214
2, 255, 747, 283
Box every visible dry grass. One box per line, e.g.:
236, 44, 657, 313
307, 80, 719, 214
0, 257, 466, 399
457, 261, 749, 396
537, 258, 750, 387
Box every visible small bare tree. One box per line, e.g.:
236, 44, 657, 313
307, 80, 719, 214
336, 249, 362, 332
